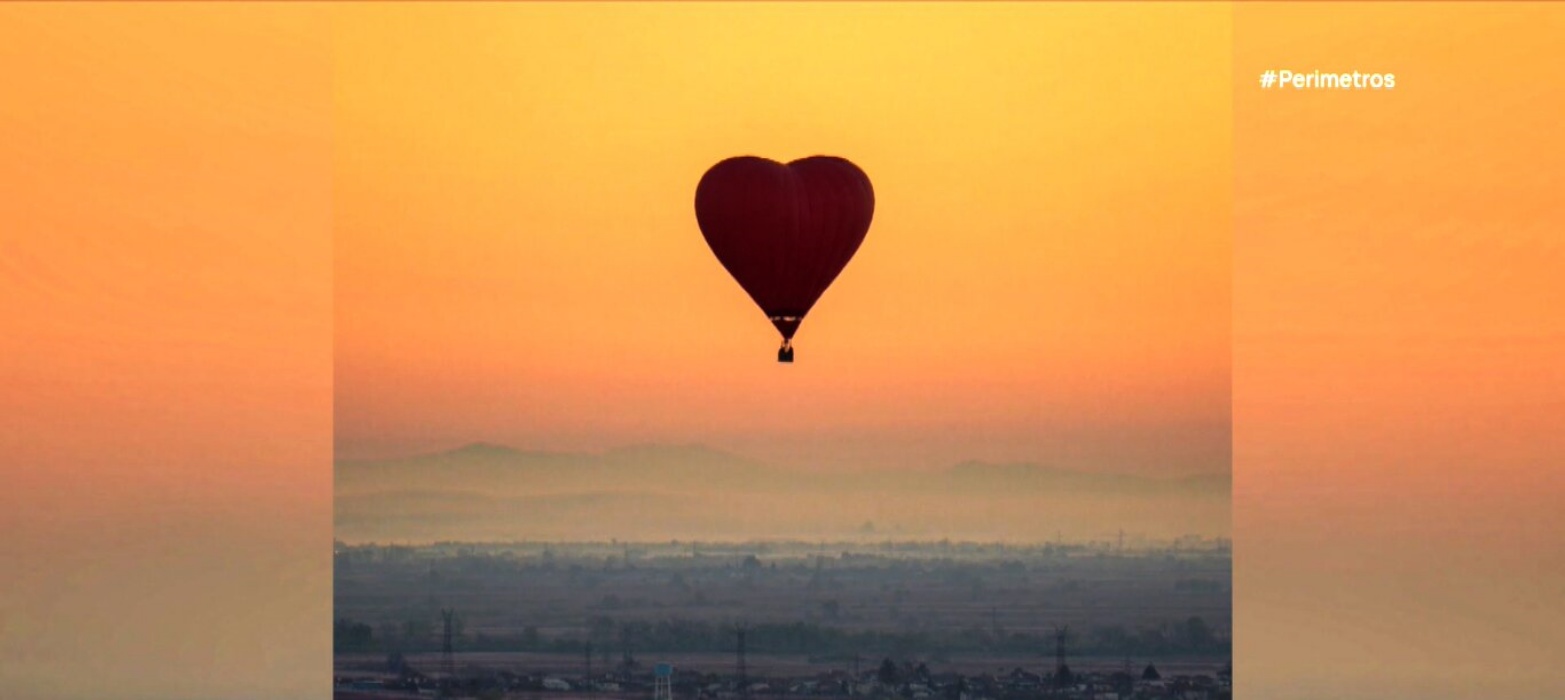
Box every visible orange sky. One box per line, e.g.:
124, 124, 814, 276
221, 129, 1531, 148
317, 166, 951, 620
8, 4, 1562, 699
1233, 3, 1565, 697
1, 5, 332, 699
333, 3, 1233, 474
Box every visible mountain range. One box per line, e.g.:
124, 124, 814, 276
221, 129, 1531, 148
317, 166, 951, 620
335, 443, 1229, 544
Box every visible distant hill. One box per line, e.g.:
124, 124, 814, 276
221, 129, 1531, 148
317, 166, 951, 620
335, 443, 1229, 544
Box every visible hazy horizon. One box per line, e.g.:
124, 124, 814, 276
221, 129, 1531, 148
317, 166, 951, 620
334, 440, 1229, 545
338, 438, 1232, 477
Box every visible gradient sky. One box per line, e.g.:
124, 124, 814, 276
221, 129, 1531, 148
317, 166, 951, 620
5, 4, 1565, 700
1233, 4, 1565, 698
334, 3, 1233, 476
2, 5, 332, 699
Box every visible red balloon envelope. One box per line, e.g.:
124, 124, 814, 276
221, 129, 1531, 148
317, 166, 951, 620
694, 155, 874, 362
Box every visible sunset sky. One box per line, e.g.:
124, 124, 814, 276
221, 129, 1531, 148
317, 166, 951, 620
7, 3, 1562, 699
334, 3, 1233, 476
1233, 4, 1565, 697
2, 5, 332, 699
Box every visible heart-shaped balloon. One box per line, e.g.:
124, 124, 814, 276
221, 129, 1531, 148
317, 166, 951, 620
695, 155, 874, 361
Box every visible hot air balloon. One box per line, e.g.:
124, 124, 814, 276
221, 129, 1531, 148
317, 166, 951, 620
694, 155, 874, 363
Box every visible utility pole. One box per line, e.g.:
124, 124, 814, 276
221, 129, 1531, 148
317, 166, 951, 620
441, 609, 457, 688
736, 625, 749, 697
1053, 625, 1069, 688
